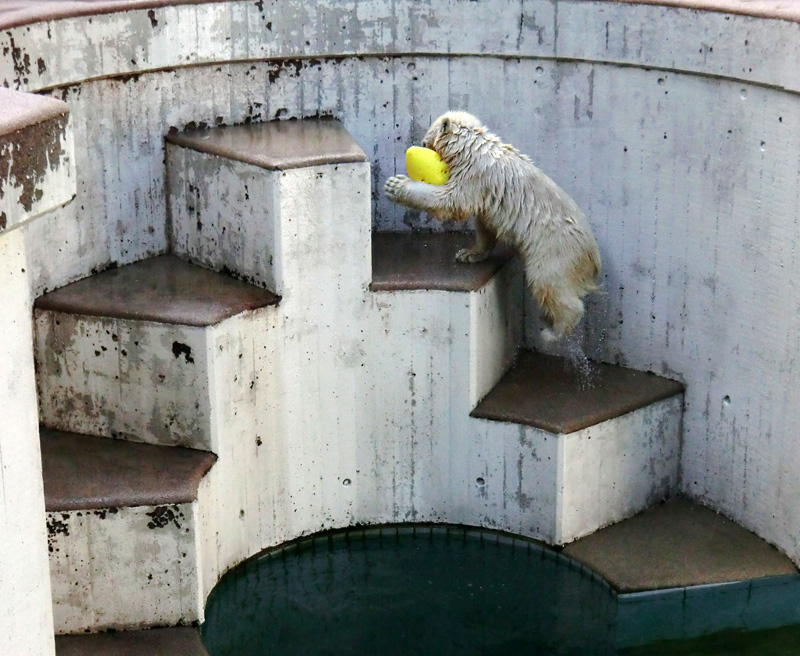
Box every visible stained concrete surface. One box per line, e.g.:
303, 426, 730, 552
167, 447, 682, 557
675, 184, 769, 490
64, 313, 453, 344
35, 254, 279, 326
371, 231, 513, 292
471, 350, 684, 434
55, 626, 208, 656
41, 428, 216, 511
563, 497, 799, 592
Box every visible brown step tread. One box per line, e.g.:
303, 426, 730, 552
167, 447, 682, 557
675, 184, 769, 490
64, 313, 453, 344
166, 117, 368, 170
471, 350, 683, 434
55, 626, 208, 656
41, 428, 216, 511
34, 254, 279, 327
371, 232, 513, 292
0, 87, 68, 136
563, 497, 799, 592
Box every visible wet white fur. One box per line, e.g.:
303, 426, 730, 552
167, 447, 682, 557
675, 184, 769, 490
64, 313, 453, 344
385, 111, 601, 341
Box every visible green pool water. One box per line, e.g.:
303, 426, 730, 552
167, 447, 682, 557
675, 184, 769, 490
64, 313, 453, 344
201, 525, 800, 656
620, 625, 800, 655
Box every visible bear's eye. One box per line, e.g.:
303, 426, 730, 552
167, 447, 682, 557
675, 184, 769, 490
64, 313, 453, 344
441, 118, 450, 133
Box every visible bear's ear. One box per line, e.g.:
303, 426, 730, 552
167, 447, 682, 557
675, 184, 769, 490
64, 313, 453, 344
440, 117, 450, 133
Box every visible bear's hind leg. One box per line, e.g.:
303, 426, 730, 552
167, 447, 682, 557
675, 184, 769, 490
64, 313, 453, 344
456, 218, 498, 264
533, 283, 585, 342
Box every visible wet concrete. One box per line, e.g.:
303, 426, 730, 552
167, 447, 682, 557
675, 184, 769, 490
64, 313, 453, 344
41, 427, 216, 511
55, 626, 208, 656
34, 254, 279, 326
563, 497, 799, 592
371, 231, 513, 292
471, 350, 684, 434
166, 117, 368, 170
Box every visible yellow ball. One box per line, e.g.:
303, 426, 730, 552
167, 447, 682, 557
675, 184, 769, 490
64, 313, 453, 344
406, 146, 450, 185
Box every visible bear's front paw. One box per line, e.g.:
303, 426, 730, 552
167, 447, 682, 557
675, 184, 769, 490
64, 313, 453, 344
384, 175, 409, 204
455, 247, 490, 264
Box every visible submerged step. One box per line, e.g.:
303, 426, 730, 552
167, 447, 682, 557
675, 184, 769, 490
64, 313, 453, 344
563, 496, 798, 592
564, 497, 800, 649
472, 350, 684, 433
55, 626, 208, 656
371, 231, 513, 292
42, 429, 213, 634
34, 255, 279, 450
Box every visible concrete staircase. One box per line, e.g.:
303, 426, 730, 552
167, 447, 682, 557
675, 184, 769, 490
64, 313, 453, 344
370, 232, 683, 544
35, 255, 278, 635
33, 118, 685, 650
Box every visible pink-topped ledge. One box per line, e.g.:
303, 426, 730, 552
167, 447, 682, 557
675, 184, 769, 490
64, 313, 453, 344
0, 0, 799, 31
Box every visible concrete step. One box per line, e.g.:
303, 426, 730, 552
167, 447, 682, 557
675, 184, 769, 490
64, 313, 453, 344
150, 116, 380, 611
563, 497, 800, 648
55, 626, 208, 656
0, 88, 75, 235
470, 350, 684, 545
367, 234, 683, 546
369, 231, 522, 417
472, 349, 684, 434
371, 231, 513, 292
42, 428, 216, 633
34, 254, 279, 450
166, 117, 369, 295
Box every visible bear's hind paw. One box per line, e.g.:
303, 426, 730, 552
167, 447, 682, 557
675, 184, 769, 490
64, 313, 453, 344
540, 327, 560, 343
455, 247, 490, 264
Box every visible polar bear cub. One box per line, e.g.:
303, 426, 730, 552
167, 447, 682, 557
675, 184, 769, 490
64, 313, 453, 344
384, 111, 601, 342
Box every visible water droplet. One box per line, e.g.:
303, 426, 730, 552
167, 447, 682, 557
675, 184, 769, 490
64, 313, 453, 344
407, 62, 416, 72
740, 88, 748, 99
760, 141, 766, 151
657, 78, 665, 86
535, 66, 544, 74
475, 477, 485, 487
343, 478, 352, 487
723, 395, 731, 407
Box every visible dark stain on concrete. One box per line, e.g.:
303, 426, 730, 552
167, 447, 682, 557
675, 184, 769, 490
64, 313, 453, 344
89, 260, 119, 276
47, 513, 70, 553
146, 505, 184, 530
6, 36, 31, 88
267, 58, 306, 84
0, 112, 67, 211
171, 341, 194, 364
115, 72, 142, 84
147, 9, 158, 27
184, 120, 210, 132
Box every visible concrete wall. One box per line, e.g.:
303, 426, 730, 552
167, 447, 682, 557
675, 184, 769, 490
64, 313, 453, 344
2, 0, 800, 644
0, 232, 54, 654
0, 89, 73, 654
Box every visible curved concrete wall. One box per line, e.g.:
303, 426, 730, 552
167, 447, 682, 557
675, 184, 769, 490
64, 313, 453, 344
1, 0, 799, 650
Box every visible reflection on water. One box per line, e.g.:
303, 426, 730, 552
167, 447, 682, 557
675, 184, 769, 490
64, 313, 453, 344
202, 525, 617, 656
